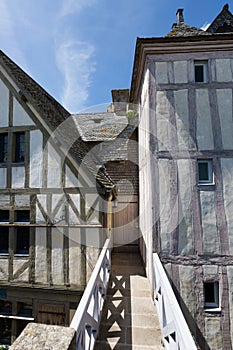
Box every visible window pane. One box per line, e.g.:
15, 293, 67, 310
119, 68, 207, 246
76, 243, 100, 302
195, 65, 204, 82
198, 162, 209, 181
14, 132, 25, 163
0, 227, 9, 253
16, 227, 29, 254
204, 283, 215, 303
0, 133, 8, 163
15, 210, 30, 222
0, 210, 9, 222
0, 317, 11, 345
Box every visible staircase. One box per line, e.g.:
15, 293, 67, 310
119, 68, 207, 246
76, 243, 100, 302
94, 248, 163, 349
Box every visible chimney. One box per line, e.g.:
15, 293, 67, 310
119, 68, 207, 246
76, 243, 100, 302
176, 8, 184, 25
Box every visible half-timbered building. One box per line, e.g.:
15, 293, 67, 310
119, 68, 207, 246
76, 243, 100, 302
130, 4, 233, 349
0, 50, 118, 345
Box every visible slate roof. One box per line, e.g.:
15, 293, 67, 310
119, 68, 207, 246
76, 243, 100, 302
72, 113, 128, 141
207, 4, 233, 33
166, 4, 233, 37
0, 50, 115, 191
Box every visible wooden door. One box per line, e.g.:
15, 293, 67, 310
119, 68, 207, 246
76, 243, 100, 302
113, 195, 139, 246
37, 303, 65, 326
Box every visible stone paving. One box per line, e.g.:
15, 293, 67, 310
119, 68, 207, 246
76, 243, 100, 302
94, 250, 163, 350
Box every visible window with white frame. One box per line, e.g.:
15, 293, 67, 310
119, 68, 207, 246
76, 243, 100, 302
194, 60, 208, 83
204, 282, 219, 309
198, 160, 213, 184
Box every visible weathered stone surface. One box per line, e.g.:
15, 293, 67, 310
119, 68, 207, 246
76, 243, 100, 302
200, 191, 220, 254
155, 62, 168, 84
9, 323, 76, 350
196, 89, 213, 150
174, 61, 188, 83
216, 58, 233, 82
205, 318, 222, 350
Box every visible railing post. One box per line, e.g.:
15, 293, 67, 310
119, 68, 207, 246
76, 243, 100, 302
70, 238, 111, 350
153, 253, 197, 350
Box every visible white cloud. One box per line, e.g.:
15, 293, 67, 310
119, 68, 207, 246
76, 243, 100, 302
56, 39, 96, 113
59, 0, 97, 17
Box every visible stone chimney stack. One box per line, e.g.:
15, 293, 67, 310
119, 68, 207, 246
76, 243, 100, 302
176, 8, 184, 25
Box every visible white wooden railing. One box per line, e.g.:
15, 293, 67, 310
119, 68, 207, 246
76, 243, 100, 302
70, 238, 111, 350
153, 253, 197, 350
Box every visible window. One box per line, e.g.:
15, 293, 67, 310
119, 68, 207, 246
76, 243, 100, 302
0, 210, 9, 223
0, 211, 9, 254
0, 227, 9, 254
198, 160, 213, 184
15, 210, 30, 222
14, 132, 25, 163
194, 60, 208, 83
0, 133, 8, 163
204, 282, 219, 309
16, 227, 29, 254
17, 302, 33, 317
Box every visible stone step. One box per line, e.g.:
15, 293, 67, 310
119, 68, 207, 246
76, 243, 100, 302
94, 251, 163, 350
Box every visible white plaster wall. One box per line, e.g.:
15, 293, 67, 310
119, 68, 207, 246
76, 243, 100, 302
12, 166, 25, 188
179, 265, 195, 317
85, 228, 102, 249
203, 265, 218, 276
158, 159, 171, 253
51, 228, 64, 285
69, 228, 83, 286
0, 195, 10, 205
227, 266, 233, 346
0, 168, 7, 188
174, 90, 192, 150
221, 158, 233, 255
205, 318, 222, 350
155, 62, 168, 84
52, 194, 65, 224
13, 97, 35, 126
47, 143, 61, 188
30, 130, 43, 188
174, 61, 188, 84
196, 89, 214, 150
15, 195, 30, 207
200, 191, 220, 254
35, 227, 47, 283
0, 78, 9, 127
217, 89, 233, 149
65, 165, 82, 187
13, 259, 29, 282
216, 59, 233, 82
86, 245, 99, 281
85, 194, 100, 224
36, 194, 47, 224
156, 91, 171, 151
69, 194, 81, 224
177, 159, 194, 254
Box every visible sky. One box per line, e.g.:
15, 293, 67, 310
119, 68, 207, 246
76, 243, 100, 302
0, 1, 229, 113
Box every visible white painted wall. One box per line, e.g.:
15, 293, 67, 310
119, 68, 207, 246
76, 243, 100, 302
30, 130, 43, 188
13, 97, 35, 126
0, 78, 9, 127
216, 59, 233, 82
217, 89, 233, 149
0, 168, 7, 188
174, 61, 188, 84
12, 166, 25, 188
196, 89, 213, 150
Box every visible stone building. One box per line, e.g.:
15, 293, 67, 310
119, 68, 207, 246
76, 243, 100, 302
130, 4, 233, 349
0, 50, 118, 345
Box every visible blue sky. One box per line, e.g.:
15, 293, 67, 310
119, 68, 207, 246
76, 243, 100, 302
0, 1, 229, 113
